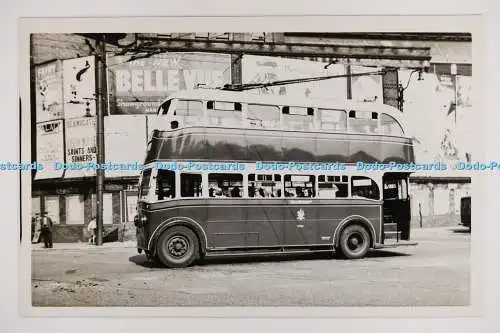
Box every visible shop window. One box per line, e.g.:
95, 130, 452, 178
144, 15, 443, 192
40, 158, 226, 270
65, 195, 85, 225
44, 196, 60, 224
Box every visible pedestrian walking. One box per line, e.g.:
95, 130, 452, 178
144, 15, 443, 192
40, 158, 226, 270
40, 211, 53, 248
88, 217, 97, 245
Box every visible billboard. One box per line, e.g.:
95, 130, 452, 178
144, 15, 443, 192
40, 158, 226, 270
35, 60, 63, 122
62, 56, 96, 119
64, 117, 97, 178
104, 115, 147, 178
34, 120, 65, 180
399, 70, 474, 164
241, 55, 347, 100
350, 65, 383, 103
107, 52, 232, 114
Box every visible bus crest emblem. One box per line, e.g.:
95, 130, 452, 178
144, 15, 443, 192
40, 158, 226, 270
297, 209, 305, 221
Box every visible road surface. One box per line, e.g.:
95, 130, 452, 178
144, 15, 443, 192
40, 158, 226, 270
31, 227, 470, 307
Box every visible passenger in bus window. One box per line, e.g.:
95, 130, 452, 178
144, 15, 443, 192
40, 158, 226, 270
231, 186, 241, 198
209, 184, 221, 197
248, 182, 256, 198
258, 188, 266, 198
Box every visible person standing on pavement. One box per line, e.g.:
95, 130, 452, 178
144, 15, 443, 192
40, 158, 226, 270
40, 211, 53, 248
88, 217, 97, 245
31, 213, 42, 243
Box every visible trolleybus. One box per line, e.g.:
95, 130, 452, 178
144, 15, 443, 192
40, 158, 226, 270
134, 90, 417, 268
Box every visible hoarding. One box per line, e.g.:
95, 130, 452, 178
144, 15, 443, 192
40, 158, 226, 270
34, 120, 65, 180
62, 56, 96, 119
35, 60, 64, 122
107, 52, 232, 114
350, 65, 383, 103
241, 55, 347, 100
104, 115, 147, 178
399, 70, 474, 165
64, 117, 97, 178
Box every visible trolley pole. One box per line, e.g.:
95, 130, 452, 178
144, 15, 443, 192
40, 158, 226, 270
95, 34, 107, 246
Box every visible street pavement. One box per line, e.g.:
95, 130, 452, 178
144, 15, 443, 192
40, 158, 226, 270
30, 227, 471, 307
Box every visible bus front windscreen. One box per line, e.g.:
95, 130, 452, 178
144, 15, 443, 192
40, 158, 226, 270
139, 168, 153, 200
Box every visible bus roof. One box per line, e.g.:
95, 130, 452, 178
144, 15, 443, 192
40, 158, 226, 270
159, 89, 408, 127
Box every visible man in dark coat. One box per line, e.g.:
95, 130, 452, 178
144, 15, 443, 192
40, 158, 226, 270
40, 211, 54, 248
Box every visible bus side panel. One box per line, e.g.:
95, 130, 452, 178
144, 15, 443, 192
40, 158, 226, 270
282, 202, 318, 246
245, 201, 283, 247
316, 202, 382, 244
206, 200, 247, 248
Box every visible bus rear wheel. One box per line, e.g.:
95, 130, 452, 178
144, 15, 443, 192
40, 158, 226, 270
338, 224, 370, 259
156, 226, 199, 268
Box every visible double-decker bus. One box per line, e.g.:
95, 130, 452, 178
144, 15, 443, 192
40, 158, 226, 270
134, 89, 417, 268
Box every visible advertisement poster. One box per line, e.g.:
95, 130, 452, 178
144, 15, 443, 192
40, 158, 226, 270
104, 115, 147, 178
34, 120, 65, 180
35, 60, 64, 122
107, 52, 232, 114
399, 70, 474, 165
64, 117, 97, 178
62, 56, 96, 119
241, 55, 347, 100
350, 65, 383, 103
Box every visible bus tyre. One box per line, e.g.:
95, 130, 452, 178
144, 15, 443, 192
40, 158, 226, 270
156, 226, 199, 268
338, 224, 370, 260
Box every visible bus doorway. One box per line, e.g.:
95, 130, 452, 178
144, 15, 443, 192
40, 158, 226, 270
382, 173, 411, 241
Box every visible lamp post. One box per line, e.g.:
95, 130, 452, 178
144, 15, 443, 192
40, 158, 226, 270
94, 34, 107, 246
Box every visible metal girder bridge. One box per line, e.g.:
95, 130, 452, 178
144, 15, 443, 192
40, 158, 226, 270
129, 35, 432, 69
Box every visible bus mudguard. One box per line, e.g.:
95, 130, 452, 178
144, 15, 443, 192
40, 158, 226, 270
332, 215, 377, 248
148, 216, 208, 255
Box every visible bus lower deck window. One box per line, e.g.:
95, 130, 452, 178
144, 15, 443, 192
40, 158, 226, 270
248, 174, 282, 198
157, 170, 176, 200
208, 173, 243, 198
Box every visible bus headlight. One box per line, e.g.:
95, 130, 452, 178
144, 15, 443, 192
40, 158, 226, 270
134, 215, 147, 227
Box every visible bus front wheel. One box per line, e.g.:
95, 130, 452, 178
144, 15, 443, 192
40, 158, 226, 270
156, 226, 200, 268
337, 224, 370, 259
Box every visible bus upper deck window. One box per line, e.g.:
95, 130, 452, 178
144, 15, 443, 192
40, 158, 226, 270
348, 110, 379, 134
282, 106, 315, 131
318, 109, 347, 131
207, 101, 243, 127
247, 104, 280, 128
175, 100, 204, 126
380, 114, 404, 136
159, 100, 172, 115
